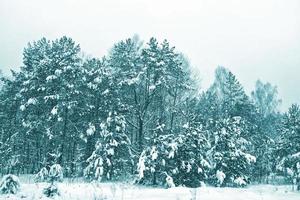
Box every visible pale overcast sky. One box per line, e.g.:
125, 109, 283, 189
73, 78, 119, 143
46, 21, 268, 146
0, 0, 299, 110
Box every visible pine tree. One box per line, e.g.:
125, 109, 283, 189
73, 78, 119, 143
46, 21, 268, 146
276, 104, 300, 189
137, 122, 210, 188
19, 36, 84, 175
78, 57, 113, 174
0, 175, 21, 194
210, 117, 256, 187
84, 112, 133, 181
0, 72, 23, 174
43, 164, 63, 197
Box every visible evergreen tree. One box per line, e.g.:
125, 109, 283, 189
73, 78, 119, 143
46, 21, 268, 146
210, 117, 256, 187
276, 104, 300, 189
137, 122, 210, 188
0, 175, 21, 194
12, 36, 84, 175
84, 112, 133, 181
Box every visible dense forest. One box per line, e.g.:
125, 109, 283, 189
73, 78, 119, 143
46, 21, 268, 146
0, 36, 299, 189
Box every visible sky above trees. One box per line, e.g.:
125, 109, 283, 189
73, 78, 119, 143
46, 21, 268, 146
0, 0, 299, 110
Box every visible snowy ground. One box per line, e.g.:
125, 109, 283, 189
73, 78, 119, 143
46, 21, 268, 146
1, 177, 299, 200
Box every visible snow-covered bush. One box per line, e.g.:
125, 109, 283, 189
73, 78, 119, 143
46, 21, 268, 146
36, 164, 63, 183
84, 112, 133, 181
43, 184, 60, 197
0, 174, 21, 194
34, 167, 48, 182
48, 164, 63, 183
137, 125, 211, 188
210, 117, 256, 187
38, 164, 63, 197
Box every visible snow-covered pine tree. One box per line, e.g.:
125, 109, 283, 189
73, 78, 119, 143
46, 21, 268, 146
35, 152, 61, 182
0, 73, 24, 174
84, 112, 133, 181
210, 116, 256, 187
108, 36, 143, 152
276, 104, 300, 189
210, 66, 255, 119
0, 174, 21, 194
137, 122, 211, 188
43, 164, 63, 197
203, 67, 257, 187
18, 36, 85, 175
109, 36, 194, 155
78, 57, 114, 175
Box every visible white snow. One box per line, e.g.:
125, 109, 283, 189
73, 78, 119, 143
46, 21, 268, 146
1, 179, 299, 200
216, 170, 226, 185
234, 177, 246, 186
150, 146, 158, 161
44, 95, 59, 101
165, 175, 175, 188
291, 152, 300, 158
54, 69, 62, 76
86, 124, 95, 136
127, 76, 139, 85
23, 80, 30, 85
186, 162, 192, 173
221, 127, 227, 135
182, 122, 189, 129
156, 123, 165, 132
198, 167, 203, 173
102, 89, 109, 95
107, 148, 114, 156
51, 106, 58, 115
110, 139, 118, 147
287, 168, 294, 176
201, 158, 211, 168
168, 142, 177, 159
95, 166, 104, 178
106, 159, 111, 167
137, 152, 146, 179
87, 82, 97, 89
46, 75, 57, 81
27, 98, 37, 105
149, 85, 156, 91
94, 77, 101, 83
22, 121, 30, 128
20, 105, 26, 111
244, 153, 256, 164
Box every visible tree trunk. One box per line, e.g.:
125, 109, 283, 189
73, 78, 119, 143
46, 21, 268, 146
138, 117, 143, 151
59, 108, 68, 167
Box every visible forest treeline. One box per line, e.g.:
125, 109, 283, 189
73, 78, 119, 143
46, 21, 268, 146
0, 36, 299, 188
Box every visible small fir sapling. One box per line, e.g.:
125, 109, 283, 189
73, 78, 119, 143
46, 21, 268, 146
0, 174, 21, 194
43, 164, 63, 197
